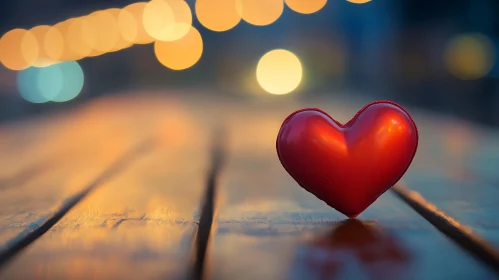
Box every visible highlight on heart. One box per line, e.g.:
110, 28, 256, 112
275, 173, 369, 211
276, 101, 419, 218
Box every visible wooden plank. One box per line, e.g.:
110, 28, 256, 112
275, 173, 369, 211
1, 92, 498, 279
0, 94, 212, 279
0, 94, 200, 242
392, 183, 499, 272
206, 98, 497, 279
402, 116, 499, 248
0, 138, 155, 267
0, 110, 146, 246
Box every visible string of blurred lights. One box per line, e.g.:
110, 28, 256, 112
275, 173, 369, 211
16, 0, 496, 104
0, 0, 333, 71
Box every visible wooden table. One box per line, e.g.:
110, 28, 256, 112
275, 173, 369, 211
0, 91, 498, 280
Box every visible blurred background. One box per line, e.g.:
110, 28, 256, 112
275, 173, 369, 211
1, 0, 499, 127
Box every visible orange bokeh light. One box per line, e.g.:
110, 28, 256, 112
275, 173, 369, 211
84, 10, 120, 54
117, 8, 138, 44
0, 28, 39, 70
195, 0, 241, 32
285, 0, 327, 14
107, 8, 134, 52
30, 25, 54, 67
65, 17, 95, 60
143, 0, 192, 42
123, 2, 155, 44
237, 0, 284, 26
53, 19, 73, 61
154, 27, 203, 70
346, 0, 371, 4
44, 26, 65, 63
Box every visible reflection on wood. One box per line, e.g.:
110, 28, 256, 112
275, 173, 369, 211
207, 95, 498, 280
288, 220, 411, 280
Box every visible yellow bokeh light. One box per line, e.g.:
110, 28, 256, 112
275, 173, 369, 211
346, 0, 371, 3
285, 0, 327, 14
143, 0, 192, 42
0, 28, 39, 70
117, 8, 138, 44
154, 27, 203, 70
143, 0, 175, 40
256, 49, 303, 95
124, 2, 155, 44
84, 10, 120, 54
237, 0, 284, 26
195, 0, 241, 32
444, 33, 495, 80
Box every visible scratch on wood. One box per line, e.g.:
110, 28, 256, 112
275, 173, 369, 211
392, 182, 499, 274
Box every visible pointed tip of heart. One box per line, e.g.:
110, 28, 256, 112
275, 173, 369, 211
337, 207, 363, 218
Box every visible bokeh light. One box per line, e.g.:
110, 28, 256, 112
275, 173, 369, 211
195, 0, 241, 32
44, 26, 65, 63
154, 27, 203, 70
144, 0, 192, 42
237, 0, 284, 26
30, 25, 57, 67
54, 19, 74, 61
256, 49, 303, 95
346, 0, 371, 3
17, 61, 84, 103
37, 64, 64, 100
84, 11, 120, 55
117, 8, 138, 45
102, 8, 131, 52
66, 17, 95, 60
0, 29, 39, 70
143, 0, 175, 40
52, 61, 85, 102
124, 2, 155, 44
285, 0, 327, 14
17, 66, 49, 103
444, 33, 495, 80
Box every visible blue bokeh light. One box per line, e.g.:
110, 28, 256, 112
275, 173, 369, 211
53, 61, 84, 102
17, 61, 84, 103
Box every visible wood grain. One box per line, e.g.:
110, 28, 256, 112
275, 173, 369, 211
0, 94, 212, 279
402, 116, 499, 248
0, 92, 499, 279
392, 183, 499, 273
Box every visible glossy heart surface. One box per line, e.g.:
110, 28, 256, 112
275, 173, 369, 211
276, 101, 418, 218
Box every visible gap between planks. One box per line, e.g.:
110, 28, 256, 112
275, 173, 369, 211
0, 137, 157, 270
186, 133, 499, 279
391, 183, 499, 274
189, 129, 226, 280
5, 131, 492, 278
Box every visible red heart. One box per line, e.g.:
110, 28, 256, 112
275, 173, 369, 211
276, 101, 418, 218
